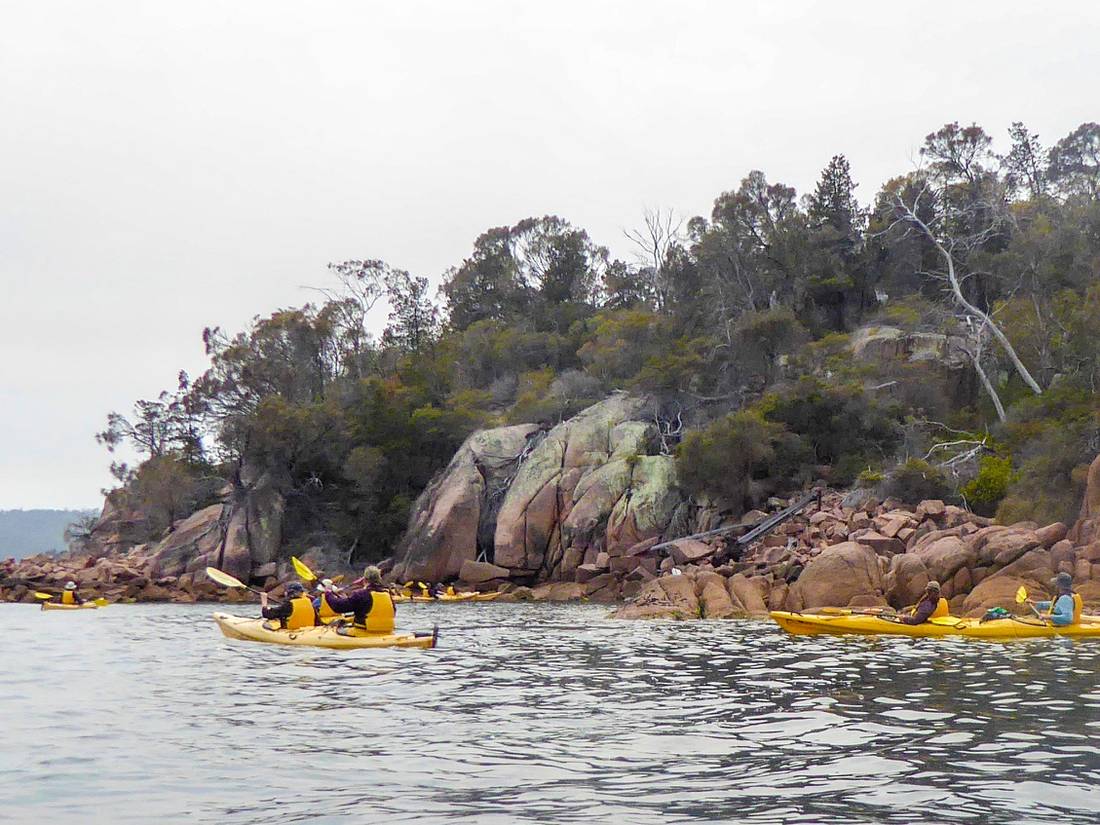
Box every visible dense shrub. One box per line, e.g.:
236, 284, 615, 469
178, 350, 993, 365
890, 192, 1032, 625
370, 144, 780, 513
960, 455, 1017, 516
879, 459, 953, 504
676, 411, 786, 515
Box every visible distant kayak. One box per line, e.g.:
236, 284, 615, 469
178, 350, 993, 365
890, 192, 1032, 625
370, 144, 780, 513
41, 602, 100, 611
394, 591, 500, 603
213, 612, 437, 650
771, 610, 1100, 639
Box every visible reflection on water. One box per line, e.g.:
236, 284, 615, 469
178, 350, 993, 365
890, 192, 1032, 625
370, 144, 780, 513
2, 602, 1099, 824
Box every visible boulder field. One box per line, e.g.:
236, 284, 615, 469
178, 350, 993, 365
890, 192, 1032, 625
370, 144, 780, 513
612, 489, 1100, 619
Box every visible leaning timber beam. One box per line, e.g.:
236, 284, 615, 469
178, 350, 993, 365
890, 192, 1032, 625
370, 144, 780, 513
650, 488, 822, 553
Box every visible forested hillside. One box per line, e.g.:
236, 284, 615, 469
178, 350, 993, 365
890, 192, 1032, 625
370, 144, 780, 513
0, 509, 96, 558
96, 121, 1100, 565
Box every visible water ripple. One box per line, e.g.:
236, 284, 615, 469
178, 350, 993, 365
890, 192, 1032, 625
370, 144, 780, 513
2, 602, 1100, 823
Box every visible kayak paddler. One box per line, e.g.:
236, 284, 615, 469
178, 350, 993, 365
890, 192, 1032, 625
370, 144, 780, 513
1035, 572, 1082, 626
51, 581, 85, 606
260, 582, 318, 629
313, 578, 341, 621
324, 565, 395, 632
898, 581, 949, 625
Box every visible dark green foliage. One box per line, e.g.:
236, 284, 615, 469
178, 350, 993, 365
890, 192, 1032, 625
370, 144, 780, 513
961, 455, 1017, 516
676, 412, 785, 514
995, 383, 1099, 525
759, 379, 903, 485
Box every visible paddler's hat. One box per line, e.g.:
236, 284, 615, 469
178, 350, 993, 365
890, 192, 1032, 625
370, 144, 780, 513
1051, 572, 1073, 591
925, 580, 941, 592
64, 581, 77, 590
286, 582, 306, 597
363, 566, 383, 586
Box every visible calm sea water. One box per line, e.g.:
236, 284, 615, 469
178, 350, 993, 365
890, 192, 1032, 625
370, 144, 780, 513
2, 602, 1099, 824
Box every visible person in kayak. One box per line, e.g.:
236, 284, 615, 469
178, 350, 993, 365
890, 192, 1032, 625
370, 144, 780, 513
260, 582, 318, 629
51, 581, 85, 606
324, 565, 395, 632
1035, 572, 1082, 626
313, 579, 342, 621
898, 581, 949, 624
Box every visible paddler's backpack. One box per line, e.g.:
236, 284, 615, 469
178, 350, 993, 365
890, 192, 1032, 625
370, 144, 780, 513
980, 607, 1010, 623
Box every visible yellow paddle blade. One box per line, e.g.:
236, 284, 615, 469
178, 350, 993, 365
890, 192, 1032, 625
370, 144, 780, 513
205, 566, 246, 589
291, 556, 317, 581
1016, 586, 1028, 604
93, 598, 109, 607
34, 592, 53, 600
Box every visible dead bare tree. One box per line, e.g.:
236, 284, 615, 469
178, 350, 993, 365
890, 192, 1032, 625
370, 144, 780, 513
887, 183, 1044, 396
624, 207, 683, 313
960, 316, 1007, 423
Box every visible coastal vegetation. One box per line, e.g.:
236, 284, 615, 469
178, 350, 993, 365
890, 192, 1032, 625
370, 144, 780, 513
97, 121, 1100, 564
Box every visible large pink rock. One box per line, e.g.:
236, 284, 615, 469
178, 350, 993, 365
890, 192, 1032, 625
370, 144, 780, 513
696, 571, 741, 618
788, 542, 885, 610
668, 539, 715, 566
912, 535, 975, 585
885, 553, 930, 609
916, 499, 946, 519
1069, 453, 1100, 545
612, 574, 700, 620
960, 548, 1053, 616
530, 582, 587, 601
394, 460, 482, 580
1035, 522, 1068, 549
727, 573, 768, 616
459, 559, 511, 584
859, 531, 905, 556
149, 504, 226, 578
977, 529, 1040, 567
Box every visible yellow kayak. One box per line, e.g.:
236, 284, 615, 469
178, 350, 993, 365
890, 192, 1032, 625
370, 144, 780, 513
771, 610, 1100, 639
41, 601, 99, 611
394, 591, 500, 603
213, 612, 437, 650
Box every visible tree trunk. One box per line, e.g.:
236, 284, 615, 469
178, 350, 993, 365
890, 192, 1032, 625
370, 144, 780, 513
897, 200, 1043, 395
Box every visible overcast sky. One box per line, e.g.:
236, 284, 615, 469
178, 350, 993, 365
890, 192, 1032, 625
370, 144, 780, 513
2, 0, 1098, 509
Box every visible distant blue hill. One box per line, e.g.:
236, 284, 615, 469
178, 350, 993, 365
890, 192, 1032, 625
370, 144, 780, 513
0, 509, 98, 559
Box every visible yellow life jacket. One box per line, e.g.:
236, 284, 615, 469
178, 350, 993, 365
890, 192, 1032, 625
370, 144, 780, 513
362, 590, 395, 633
930, 597, 949, 619
61, 590, 75, 605
446, 585, 456, 596
287, 595, 317, 630
317, 593, 339, 620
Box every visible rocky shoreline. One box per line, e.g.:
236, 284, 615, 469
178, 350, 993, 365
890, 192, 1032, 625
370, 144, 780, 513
7, 472, 1100, 619
6, 396, 1100, 619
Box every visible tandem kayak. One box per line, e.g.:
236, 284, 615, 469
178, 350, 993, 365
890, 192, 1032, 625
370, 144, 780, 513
770, 610, 1100, 639
41, 601, 99, 611
213, 613, 438, 650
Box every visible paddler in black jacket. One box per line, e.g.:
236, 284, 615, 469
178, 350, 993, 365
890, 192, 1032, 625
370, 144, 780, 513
898, 581, 949, 625
323, 565, 396, 632
260, 582, 317, 629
